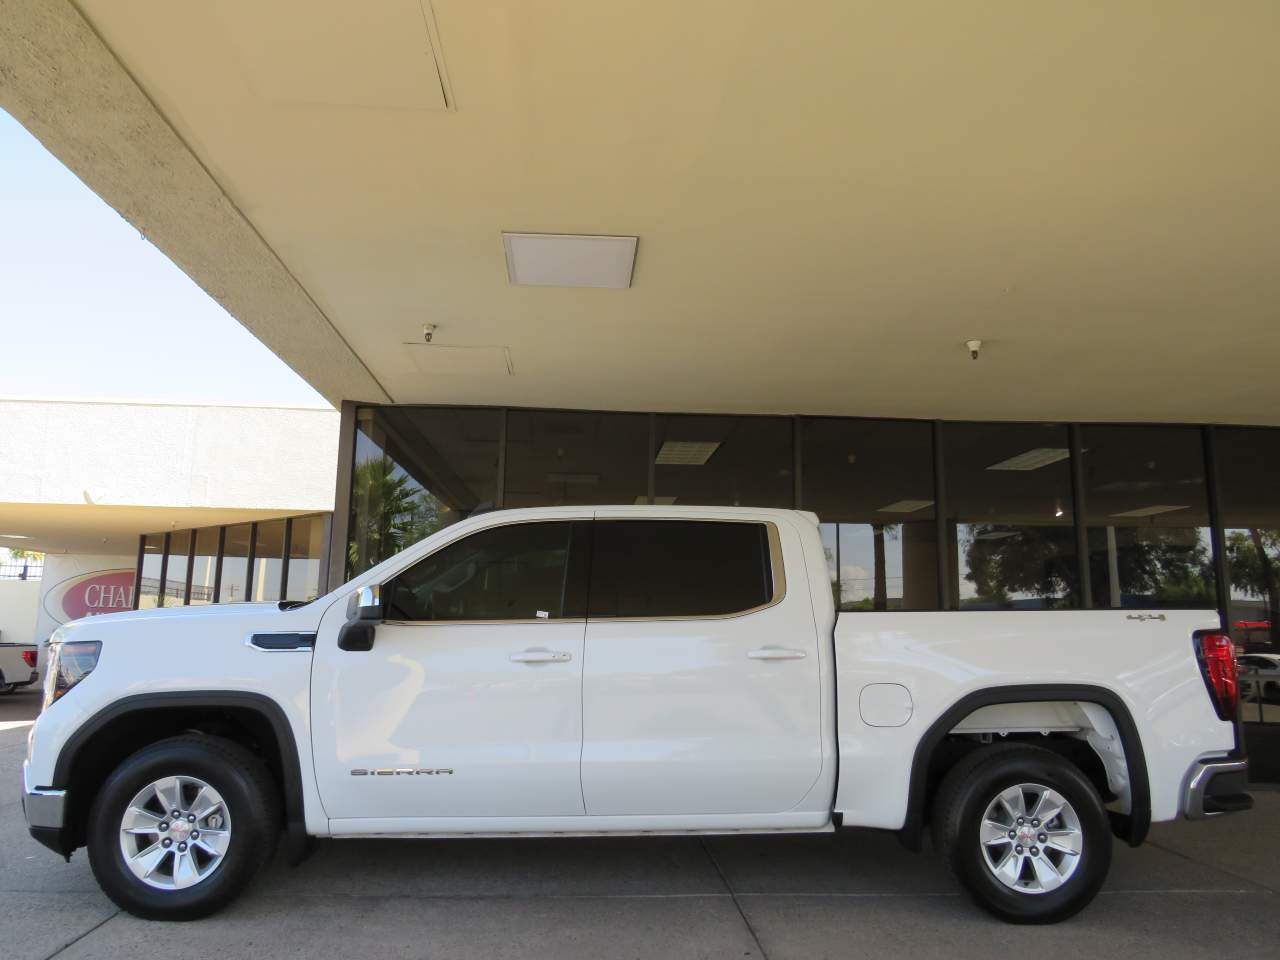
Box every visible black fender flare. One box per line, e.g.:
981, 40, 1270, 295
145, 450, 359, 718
52, 690, 313, 864
898, 683, 1150, 851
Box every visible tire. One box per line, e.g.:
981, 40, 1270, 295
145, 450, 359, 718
932, 744, 1111, 924
87, 735, 281, 920
0, 671, 15, 694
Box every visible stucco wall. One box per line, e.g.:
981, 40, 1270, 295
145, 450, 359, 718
0, 399, 339, 511
0, 578, 41, 647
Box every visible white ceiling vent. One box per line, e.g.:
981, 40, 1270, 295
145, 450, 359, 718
503, 233, 638, 288
401, 344, 513, 377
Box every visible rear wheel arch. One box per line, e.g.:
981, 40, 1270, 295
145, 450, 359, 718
52, 691, 309, 862
900, 684, 1150, 851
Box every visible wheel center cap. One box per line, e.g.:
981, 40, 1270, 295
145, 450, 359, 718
1017, 825, 1037, 846
170, 820, 192, 842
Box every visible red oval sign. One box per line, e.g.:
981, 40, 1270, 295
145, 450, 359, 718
58, 570, 136, 621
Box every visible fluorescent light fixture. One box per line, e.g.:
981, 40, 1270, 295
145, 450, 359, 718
987, 448, 1070, 471
975, 530, 1020, 541
503, 233, 638, 288
0, 533, 30, 539
633, 496, 678, 505
655, 440, 720, 465
1111, 505, 1189, 518
877, 499, 934, 513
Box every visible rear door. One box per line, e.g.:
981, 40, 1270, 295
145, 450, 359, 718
579, 515, 823, 816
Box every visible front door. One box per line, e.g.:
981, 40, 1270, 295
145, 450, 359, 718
311, 519, 590, 821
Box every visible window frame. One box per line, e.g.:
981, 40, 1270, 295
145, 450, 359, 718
380, 517, 589, 626
585, 518, 787, 624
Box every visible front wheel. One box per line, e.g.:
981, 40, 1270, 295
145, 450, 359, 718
932, 744, 1111, 924
87, 735, 280, 920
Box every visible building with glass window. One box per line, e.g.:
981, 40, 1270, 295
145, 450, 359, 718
5, 4, 1280, 773
0, 398, 338, 647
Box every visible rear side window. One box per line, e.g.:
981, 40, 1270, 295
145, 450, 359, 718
589, 520, 776, 619
385, 521, 586, 622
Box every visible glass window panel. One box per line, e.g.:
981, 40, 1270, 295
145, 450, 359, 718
1081, 425, 1214, 609
162, 530, 191, 607
386, 521, 576, 622
349, 407, 501, 577
252, 520, 286, 602
944, 423, 1077, 609
1217, 428, 1280, 662
137, 534, 163, 609
218, 524, 251, 603
802, 419, 938, 610
285, 515, 326, 602
188, 527, 219, 605
654, 415, 793, 508
588, 520, 773, 618
505, 410, 649, 507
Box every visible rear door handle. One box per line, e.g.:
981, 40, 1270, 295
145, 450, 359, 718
747, 647, 807, 661
509, 649, 572, 664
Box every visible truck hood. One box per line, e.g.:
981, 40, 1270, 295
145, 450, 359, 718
53, 600, 329, 640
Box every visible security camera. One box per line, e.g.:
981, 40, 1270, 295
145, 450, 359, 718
966, 339, 983, 361
423, 324, 437, 344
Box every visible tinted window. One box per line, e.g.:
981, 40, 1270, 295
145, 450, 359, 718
944, 423, 1078, 609
1217, 427, 1280, 655
349, 407, 501, 577
589, 520, 774, 618
801, 418, 938, 611
386, 522, 581, 622
1081, 425, 1214, 609
654, 415, 793, 508
505, 410, 649, 507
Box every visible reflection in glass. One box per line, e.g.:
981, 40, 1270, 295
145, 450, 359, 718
137, 534, 164, 609
654, 415, 792, 508
944, 423, 1077, 609
505, 410, 648, 507
218, 525, 251, 603
1081, 425, 1214, 609
349, 407, 501, 577
1217, 428, 1280, 664
286, 515, 326, 601
803, 419, 937, 610
252, 520, 285, 602
188, 527, 219, 605
162, 530, 191, 607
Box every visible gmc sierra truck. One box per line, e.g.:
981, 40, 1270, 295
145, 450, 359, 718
21, 506, 1252, 923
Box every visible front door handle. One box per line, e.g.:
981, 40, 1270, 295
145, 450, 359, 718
509, 649, 572, 664
747, 647, 807, 661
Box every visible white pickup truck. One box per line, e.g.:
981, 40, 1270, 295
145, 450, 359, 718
21, 506, 1252, 923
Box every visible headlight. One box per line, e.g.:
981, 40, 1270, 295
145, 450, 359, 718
42, 633, 101, 709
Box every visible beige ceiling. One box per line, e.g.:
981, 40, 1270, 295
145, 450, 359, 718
46, 2, 1280, 422
0, 503, 308, 556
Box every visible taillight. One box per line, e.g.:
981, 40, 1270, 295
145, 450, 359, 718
21, 650, 37, 668
1195, 631, 1239, 721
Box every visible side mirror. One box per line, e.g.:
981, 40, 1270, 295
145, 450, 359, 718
338, 585, 382, 652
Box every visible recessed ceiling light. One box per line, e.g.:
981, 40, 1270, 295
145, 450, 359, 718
503, 233, 638, 288
655, 441, 720, 465
987, 448, 1070, 471
877, 499, 934, 513
1111, 505, 1189, 518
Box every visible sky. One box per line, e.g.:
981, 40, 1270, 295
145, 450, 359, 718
0, 108, 328, 408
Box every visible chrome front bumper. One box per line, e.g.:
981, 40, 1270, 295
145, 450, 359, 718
1183, 757, 1252, 819
21, 760, 66, 830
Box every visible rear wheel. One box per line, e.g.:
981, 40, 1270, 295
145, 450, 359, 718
932, 744, 1111, 924
87, 735, 280, 920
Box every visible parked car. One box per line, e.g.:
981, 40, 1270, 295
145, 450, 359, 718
0, 640, 38, 694
21, 507, 1250, 924
1236, 653, 1280, 701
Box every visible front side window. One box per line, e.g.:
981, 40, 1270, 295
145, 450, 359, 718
589, 520, 775, 619
385, 521, 583, 622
